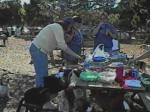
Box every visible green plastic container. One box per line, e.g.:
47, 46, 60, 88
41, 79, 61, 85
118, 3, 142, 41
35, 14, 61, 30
80, 71, 99, 81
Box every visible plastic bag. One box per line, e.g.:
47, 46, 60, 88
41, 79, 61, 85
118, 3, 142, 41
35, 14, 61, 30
92, 44, 110, 62
93, 44, 105, 58
99, 71, 116, 83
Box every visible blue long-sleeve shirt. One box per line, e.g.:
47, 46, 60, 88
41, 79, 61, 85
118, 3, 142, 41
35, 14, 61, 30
94, 23, 117, 52
64, 30, 83, 61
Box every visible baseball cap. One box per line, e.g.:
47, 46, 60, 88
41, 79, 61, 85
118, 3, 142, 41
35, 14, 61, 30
72, 16, 82, 23
63, 17, 74, 25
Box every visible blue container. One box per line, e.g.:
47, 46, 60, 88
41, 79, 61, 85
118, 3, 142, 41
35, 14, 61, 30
55, 72, 64, 78
84, 62, 90, 69
92, 56, 106, 62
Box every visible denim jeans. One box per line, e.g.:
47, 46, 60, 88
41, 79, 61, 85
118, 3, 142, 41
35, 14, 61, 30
29, 43, 48, 87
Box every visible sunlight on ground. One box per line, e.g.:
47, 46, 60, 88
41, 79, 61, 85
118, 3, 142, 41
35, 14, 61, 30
0, 37, 34, 75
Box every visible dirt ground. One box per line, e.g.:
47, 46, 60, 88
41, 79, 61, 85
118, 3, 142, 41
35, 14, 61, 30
0, 37, 147, 74
0, 37, 149, 111
0, 37, 33, 75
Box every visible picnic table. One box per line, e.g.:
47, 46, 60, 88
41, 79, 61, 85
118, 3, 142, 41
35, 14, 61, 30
137, 73, 150, 112
69, 69, 146, 111
70, 69, 145, 93
68, 50, 145, 94
67, 51, 146, 110
70, 73, 145, 92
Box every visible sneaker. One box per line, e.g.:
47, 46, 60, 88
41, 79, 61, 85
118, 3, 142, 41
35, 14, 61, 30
43, 101, 58, 110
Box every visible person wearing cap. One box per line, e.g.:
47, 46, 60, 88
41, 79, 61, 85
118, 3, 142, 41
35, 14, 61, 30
93, 12, 118, 52
63, 16, 83, 65
63, 17, 85, 110
29, 20, 82, 88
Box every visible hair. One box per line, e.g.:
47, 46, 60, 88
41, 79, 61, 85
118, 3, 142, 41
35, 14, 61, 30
56, 20, 72, 31
64, 17, 74, 24
101, 12, 108, 19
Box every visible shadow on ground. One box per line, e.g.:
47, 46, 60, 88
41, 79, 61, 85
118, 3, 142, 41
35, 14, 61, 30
0, 97, 9, 112
0, 45, 6, 47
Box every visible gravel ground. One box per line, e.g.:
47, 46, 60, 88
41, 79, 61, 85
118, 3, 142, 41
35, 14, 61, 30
0, 37, 35, 112
0, 37, 33, 75
0, 37, 148, 112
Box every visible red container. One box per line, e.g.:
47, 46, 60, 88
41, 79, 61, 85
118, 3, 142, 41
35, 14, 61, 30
116, 67, 124, 83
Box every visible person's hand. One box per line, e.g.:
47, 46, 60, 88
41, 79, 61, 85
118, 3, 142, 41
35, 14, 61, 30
105, 28, 110, 35
81, 55, 86, 60
78, 55, 85, 62
106, 30, 109, 36
106, 31, 112, 37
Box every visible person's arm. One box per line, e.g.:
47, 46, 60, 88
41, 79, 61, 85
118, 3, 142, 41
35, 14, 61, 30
53, 24, 81, 59
107, 30, 117, 38
134, 50, 150, 61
